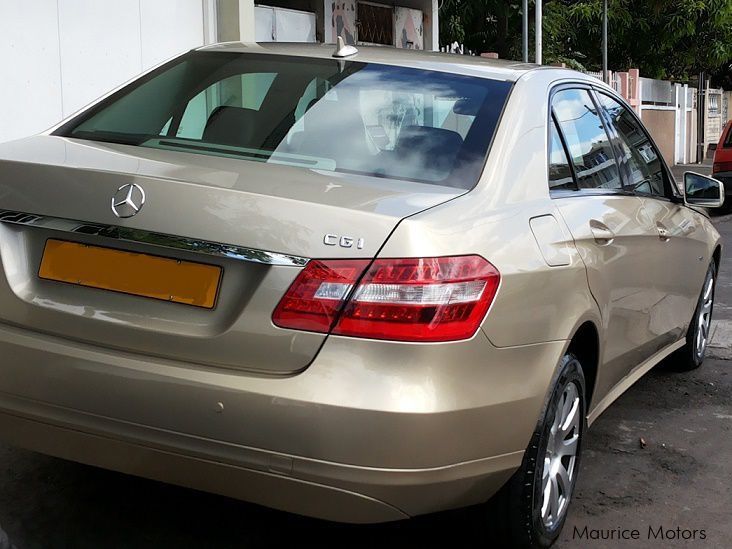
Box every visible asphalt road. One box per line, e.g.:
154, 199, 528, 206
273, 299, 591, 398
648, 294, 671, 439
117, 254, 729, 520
1, 190, 730, 549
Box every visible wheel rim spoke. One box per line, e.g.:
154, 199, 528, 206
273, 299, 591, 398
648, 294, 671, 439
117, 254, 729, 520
558, 433, 578, 458
541, 460, 551, 521
560, 397, 579, 435
695, 272, 714, 359
540, 381, 581, 529
549, 475, 560, 521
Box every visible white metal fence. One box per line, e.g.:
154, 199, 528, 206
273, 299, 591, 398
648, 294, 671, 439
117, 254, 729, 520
583, 70, 620, 92
640, 77, 675, 106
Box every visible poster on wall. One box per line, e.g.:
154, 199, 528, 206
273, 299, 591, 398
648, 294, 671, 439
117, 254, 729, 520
331, 1, 357, 45
395, 7, 423, 50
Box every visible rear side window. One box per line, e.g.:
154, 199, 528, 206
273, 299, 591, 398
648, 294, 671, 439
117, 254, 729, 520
724, 123, 732, 148
596, 93, 668, 197
549, 118, 576, 190
552, 89, 622, 190
60, 52, 512, 190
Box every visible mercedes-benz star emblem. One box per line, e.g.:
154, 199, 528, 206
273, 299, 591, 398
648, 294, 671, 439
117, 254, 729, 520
111, 183, 145, 218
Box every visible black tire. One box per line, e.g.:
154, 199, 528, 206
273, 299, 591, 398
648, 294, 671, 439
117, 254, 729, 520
716, 198, 732, 215
490, 353, 587, 549
0, 524, 15, 549
669, 262, 716, 371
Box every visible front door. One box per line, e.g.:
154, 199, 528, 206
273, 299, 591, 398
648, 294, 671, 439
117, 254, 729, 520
595, 92, 710, 345
549, 87, 662, 398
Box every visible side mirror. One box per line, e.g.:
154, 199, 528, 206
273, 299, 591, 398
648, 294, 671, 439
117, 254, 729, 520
684, 172, 725, 208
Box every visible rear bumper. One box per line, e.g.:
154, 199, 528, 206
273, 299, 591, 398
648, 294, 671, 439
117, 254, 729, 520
0, 322, 566, 522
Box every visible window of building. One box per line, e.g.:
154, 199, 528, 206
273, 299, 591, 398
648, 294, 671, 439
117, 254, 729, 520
709, 93, 721, 116
357, 2, 394, 45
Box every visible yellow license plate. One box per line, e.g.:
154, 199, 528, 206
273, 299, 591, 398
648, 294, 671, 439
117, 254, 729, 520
39, 239, 221, 309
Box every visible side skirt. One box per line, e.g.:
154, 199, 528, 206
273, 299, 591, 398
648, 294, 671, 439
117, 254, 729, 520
587, 339, 685, 426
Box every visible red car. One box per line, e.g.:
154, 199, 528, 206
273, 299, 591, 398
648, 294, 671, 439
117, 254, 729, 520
713, 120, 732, 209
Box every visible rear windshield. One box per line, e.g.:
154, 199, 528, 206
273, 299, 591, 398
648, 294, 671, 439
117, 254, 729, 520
59, 51, 511, 189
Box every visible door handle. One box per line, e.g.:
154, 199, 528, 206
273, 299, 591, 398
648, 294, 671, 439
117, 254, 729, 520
590, 219, 615, 245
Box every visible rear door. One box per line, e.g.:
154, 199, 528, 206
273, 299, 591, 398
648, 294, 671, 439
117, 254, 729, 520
595, 91, 709, 340
549, 86, 660, 396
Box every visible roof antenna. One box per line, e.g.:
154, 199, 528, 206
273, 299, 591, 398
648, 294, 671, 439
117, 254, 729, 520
333, 36, 358, 58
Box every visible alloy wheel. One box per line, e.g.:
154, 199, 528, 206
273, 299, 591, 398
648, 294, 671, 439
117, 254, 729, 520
541, 381, 581, 530
695, 272, 715, 361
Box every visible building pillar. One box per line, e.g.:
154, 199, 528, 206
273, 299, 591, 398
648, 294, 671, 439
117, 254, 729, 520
674, 84, 683, 165
424, 0, 439, 51
679, 84, 689, 164
216, 0, 255, 42
203, 0, 218, 44
239, 0, 255, 41
628, 68, 641, 115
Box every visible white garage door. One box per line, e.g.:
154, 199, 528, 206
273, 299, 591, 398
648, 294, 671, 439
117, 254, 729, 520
0, 0, 210, 143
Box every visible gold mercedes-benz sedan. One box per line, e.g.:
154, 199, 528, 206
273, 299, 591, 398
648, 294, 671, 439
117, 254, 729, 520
0, 42, 723, 547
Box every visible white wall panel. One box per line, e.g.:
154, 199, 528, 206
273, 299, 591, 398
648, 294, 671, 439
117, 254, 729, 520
255, 6, 275, 42
0, 0, 63, 143
274, 8, 316, 43
140, 0, 205, 68
0, 1, 209, 143
58, 0, 143, 117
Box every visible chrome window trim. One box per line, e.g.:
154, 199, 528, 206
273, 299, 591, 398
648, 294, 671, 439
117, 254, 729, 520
0, 210, 309, 267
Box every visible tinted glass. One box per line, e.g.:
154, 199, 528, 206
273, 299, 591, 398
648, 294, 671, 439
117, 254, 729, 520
173, 72, 277, 140
597, 93, 667, 197
61, 52, 512, 189
552, 89, 621, 190
549, 118, 576, 190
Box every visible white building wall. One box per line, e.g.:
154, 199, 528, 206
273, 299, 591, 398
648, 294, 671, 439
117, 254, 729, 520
0, 0, 211, 144
255, 5, 316, 42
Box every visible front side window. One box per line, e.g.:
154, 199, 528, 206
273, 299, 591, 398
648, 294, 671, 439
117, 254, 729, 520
552, 89, 622, 190
60, 52, 512, 189
597, 93, 668, 197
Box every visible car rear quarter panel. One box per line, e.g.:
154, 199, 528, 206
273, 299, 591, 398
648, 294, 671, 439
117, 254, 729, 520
379, 71, 601, 350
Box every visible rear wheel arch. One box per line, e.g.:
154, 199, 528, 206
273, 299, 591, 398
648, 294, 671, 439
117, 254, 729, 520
567, 321, 600, 410
713, 245, 722, 272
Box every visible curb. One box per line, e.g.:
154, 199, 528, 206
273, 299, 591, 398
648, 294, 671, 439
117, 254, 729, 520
708, 320, 732, 360
712, 212, 732, 225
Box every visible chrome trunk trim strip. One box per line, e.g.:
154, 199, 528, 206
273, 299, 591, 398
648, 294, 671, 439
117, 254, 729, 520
0, 210, 309, 267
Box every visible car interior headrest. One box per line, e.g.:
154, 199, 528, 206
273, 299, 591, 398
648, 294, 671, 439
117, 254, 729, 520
203, 106, 259, 147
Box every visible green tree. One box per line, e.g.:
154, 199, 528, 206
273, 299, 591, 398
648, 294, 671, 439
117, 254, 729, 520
439, 1, 524, 59
440, 0, 732, 83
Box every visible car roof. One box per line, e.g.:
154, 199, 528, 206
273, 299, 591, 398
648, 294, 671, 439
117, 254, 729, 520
197, 42, 556, 82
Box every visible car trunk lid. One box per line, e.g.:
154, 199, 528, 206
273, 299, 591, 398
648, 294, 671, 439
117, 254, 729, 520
0, 136, 462, 374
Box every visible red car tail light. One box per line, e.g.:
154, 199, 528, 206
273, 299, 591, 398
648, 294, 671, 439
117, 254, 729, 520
273, 256, 500, 342
713, 161, 732, 173
272, 259, 370, 333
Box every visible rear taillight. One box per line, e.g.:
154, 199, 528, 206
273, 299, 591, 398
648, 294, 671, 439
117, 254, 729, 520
713, 161, 732, 173
273, 256, 500, 342
272, 259, 370, 333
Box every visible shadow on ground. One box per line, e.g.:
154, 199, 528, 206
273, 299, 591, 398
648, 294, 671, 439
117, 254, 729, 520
0, 357, 729, 549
